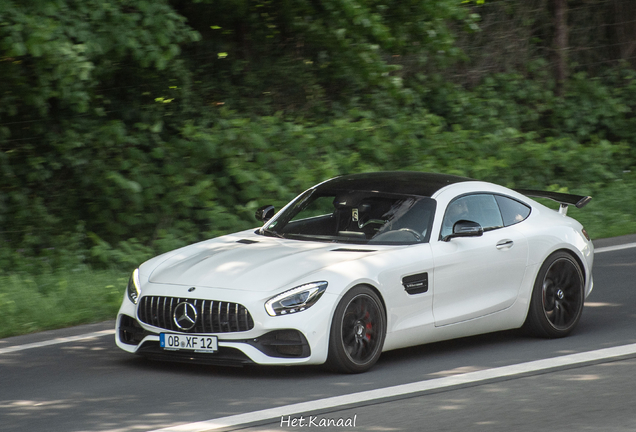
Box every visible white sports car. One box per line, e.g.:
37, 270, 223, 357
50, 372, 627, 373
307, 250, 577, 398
116, 172, 594, 373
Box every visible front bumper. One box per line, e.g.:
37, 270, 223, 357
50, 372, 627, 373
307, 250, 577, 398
115, 287, 335, 366
117, 314, 311, 366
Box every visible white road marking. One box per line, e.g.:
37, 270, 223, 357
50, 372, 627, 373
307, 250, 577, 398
150, 343, 636, 432
595, 242, 636, 254
0, 329, 115, 355
585, 302, 621, 308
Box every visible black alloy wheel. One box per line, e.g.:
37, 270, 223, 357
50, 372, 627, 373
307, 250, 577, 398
524, 251, 585, 338
327, 286, 386, 373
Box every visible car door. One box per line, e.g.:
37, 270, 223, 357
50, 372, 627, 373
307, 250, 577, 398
431, 193, 529, 327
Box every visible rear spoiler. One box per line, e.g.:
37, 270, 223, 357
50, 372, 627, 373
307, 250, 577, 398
515, 189, 592, 216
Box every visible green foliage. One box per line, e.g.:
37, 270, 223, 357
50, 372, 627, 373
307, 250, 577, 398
2, 79, 636, 270
0, 0, 199, 262
423, 67, 636, 167
572, 171, 636, 240
0, 267, 127, 338
0, 0, 198, 117
177, 0, 471, 113
1, 0, 636, 275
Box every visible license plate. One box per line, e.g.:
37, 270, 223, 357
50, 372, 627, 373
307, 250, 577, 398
160, 333, 218, 353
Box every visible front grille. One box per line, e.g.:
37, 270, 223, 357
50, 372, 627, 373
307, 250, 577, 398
138, 296, 254, 333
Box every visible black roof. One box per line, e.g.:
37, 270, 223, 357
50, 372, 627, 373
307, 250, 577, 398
317, 171, 472, 197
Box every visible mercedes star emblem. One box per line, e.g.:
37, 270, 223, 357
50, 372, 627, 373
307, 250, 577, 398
173, 302, 198, 331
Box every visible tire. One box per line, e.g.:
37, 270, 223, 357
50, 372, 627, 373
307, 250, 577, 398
524, 251, 585, 338
326, 286, 386, 373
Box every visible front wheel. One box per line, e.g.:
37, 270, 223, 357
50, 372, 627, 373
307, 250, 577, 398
524, 251, 584, 338
326, 286, 386, 373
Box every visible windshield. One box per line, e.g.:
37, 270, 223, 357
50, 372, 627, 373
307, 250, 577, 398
259, 188, 436, 245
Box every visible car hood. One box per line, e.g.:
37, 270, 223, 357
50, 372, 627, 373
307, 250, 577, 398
147, 230, 383, 293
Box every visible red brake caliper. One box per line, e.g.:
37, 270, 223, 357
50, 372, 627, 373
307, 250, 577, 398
363, 308, 372, 341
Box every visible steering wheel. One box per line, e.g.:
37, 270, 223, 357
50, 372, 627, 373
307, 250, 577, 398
358, 219, 386, 229
398, 228, 423, 242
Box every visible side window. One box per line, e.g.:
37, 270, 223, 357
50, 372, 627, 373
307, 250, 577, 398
441, 194, 504, 238
495, 195, 531, 226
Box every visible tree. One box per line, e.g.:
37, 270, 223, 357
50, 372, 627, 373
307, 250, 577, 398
553, 0, 568, 95
172, 0, 472, 111
0, 0, 199, 249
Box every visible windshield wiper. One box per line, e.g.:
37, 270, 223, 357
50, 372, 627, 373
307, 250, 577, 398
260, 228, 285, 239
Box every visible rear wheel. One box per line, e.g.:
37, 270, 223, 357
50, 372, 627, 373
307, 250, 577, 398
326, 286, 386, 373
524, 251, 584, 338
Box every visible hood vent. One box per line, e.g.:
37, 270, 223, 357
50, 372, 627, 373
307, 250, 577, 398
236, 239, 259, 244
331, 248, 376, 253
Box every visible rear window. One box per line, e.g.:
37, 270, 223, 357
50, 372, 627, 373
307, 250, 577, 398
495, 195, 531, 226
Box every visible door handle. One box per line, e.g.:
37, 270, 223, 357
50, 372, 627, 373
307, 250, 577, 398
496, 240, 514, 250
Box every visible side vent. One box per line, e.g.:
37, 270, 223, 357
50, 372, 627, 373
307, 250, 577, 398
402, 272, 428, 295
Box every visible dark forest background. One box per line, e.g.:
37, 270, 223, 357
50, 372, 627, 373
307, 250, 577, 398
2, 0, 636, 272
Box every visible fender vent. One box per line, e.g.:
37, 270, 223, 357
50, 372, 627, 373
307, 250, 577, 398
402, 272, 428, 295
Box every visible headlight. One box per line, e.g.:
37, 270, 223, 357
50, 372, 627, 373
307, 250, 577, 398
265, 281, 328, 317
127, 268, 141, 304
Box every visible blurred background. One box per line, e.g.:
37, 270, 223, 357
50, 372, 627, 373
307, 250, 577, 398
1, 0, 635, 336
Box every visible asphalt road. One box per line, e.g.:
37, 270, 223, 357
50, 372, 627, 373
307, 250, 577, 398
1, 235, 635, 432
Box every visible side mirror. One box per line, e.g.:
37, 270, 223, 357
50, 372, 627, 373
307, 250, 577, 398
255, 205, 276, 222
443, 220, 483, 242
